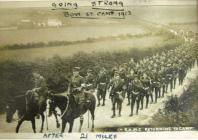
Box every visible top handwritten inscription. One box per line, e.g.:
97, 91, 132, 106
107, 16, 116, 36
91, 0, 124, 7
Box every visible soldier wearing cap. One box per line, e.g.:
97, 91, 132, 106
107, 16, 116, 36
96, 67, 108, 106
129, 58, 136, 69
26, 72, 48, 118
166, 63, 174, 92
109, 72, 125, 118
160, 67, 167, 97
84, 69, 95, 91
178, 60, 187, 85
125, 69, 135, 105
151, 69, 161, 103
130, 75, 142, 116
140, 73, 153, 109
69, 67, 85, 104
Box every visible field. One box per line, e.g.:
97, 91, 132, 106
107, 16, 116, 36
0, 35, 163, 61
0, 5, 197, 62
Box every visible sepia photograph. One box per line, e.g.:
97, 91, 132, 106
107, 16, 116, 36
0, 0, 198, 139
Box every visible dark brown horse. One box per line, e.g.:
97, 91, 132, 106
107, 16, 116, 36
5, 93, 46, 133
48, 92, 96, 133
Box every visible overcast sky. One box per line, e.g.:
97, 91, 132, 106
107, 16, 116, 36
0, 0, 197, 7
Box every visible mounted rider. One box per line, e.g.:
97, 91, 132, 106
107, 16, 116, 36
26, 72, 48, 116
69, 67, 86, 105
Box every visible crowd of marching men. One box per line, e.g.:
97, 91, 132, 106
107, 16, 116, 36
68, 42, 198, 118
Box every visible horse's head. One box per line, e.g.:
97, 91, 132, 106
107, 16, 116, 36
5, 100, 16, 123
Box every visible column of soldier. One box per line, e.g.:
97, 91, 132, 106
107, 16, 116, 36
74, 43, 197, 118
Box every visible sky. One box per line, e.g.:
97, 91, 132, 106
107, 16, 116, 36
0, 0, 197, 7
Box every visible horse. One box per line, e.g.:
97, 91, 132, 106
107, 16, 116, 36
48, 92, 96, 133
5, 92, 46, 133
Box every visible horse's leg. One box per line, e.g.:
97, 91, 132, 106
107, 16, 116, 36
40, 113, 45, 133
68, 120, 74, 133
16, 116, 25, 133
61, 120, 66, 133
97, 90, 101, 107
31, 118, 36, 133
54, 112, 60, 128
90, 109, 95, 132
78, 115, 84, 132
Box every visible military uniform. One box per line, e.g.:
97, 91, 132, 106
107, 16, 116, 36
69, 67, 85, 105
84, 69, 95, 91
26, 73, 48, 116
96, 68, 108, 106
110, 74, 125, 117
151, 70, 161, 103
130, 77, 142, 116
140, 74, 153, 108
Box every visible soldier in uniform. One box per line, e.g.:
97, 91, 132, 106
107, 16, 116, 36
151, 69, 161, 103
96, 67, 108, 106
140, 73, 152, 109
109, 73, 125, 118
69, 67, 85, 105
125, 69, 135, 106
26, 72, 48, 117
166, 63, 174, 92
128, 58, 136, 69
178, 60, 187, 85
160, 68, 167, 97
84, 69, 95, 91
130, 75, 142, 116
172, 63, 178, 89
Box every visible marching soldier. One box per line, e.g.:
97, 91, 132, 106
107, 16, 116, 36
160, 68, 167, 97
140, 73, 152, 109
166, 63, 174, 92
109, 73, 125, 118
96, 67, 108, 106
172, 63, 178, 89
151, 69, 161, 103
130, 75, 142, 116
125, 69, 135, 105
